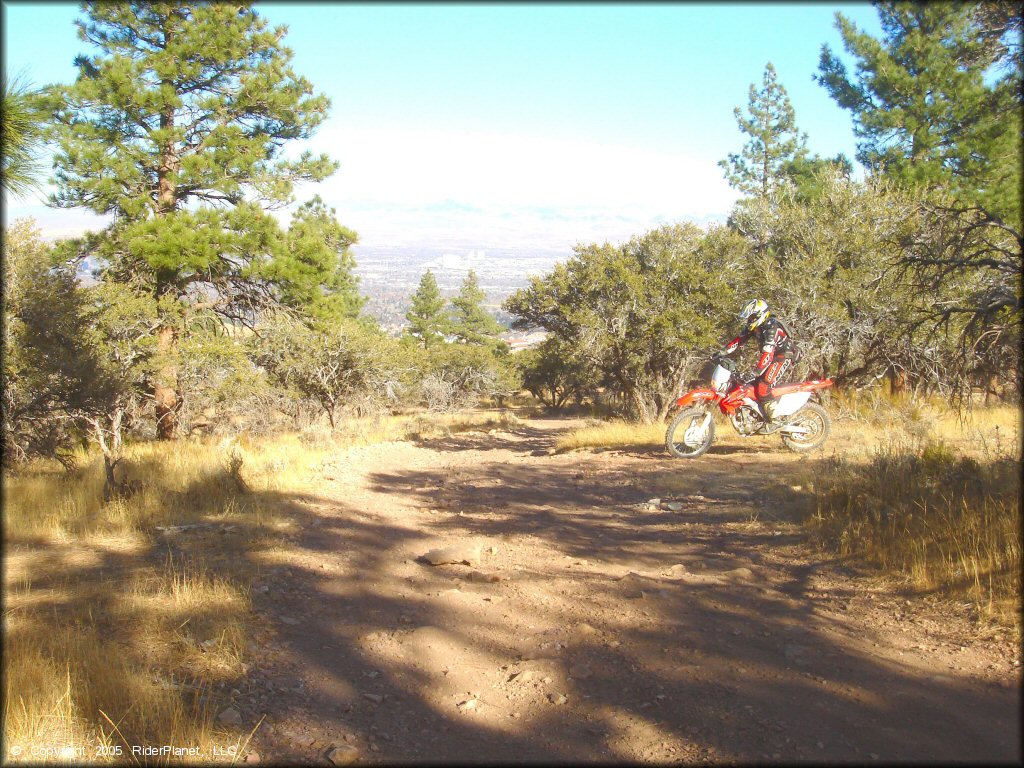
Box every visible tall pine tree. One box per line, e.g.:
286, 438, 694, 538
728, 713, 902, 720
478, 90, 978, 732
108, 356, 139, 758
817, 1, 1022, 401
816, 1, 1021, 225
48, 2, 340, 437
719, 63, 808, 198
450, 270, 504, 347
405, 270, 448, 348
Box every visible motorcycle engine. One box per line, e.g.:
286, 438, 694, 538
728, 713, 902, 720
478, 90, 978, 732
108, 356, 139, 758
730, 405, 761, 436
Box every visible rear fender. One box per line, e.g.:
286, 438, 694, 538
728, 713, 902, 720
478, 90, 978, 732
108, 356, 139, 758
676, 388, 718, 408
770, 379, 834, 397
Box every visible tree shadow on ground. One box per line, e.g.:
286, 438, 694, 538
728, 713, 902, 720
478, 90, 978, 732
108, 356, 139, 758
323, 432, 1018, 763
7, 430, 1019, 764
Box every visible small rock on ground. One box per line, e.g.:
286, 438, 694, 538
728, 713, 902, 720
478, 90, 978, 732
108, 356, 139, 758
783, 644, 808, 660
724, 567, 755, 581
327, 744, 359, 765
664, 563, 691, 577
217, 707, 242, 726
569, 663, 592, 679
420, 545, 481, 566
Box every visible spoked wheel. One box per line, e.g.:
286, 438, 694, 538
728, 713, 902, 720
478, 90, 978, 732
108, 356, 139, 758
665, 407, 716, 458
780, 402, 831, 452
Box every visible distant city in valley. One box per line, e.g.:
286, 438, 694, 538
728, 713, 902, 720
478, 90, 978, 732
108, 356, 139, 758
351, 214, 728, 334
352, 244, 571, 334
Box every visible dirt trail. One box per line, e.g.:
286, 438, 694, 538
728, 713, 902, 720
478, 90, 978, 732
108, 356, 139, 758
237, 417, 1020, 764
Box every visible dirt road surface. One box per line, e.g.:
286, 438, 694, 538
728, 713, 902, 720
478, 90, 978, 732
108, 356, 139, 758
234, 417, 1021, 764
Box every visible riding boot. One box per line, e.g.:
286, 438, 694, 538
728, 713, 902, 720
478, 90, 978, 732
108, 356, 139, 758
758, 396, 779, 426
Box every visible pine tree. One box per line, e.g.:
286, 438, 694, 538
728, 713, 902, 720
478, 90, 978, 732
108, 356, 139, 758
450, 270, 504, 346
817, 2, 1022, 403
719, 63, 808, 198
405, 270, 448, 348
816, 1, 1021, 225
783, 152, 853, 202
273, 196, 364, 323
47, 2, 339, 438
1, 75, 47, 197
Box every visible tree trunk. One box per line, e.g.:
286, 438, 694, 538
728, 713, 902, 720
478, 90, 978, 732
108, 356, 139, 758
886, 366, 908, 398
93, 409, 125, 500
983, 371, 999, 406
629, 387, 653, 424
154, 324, 179, 440
153, 53, 181, 440
656, 397, 674, 423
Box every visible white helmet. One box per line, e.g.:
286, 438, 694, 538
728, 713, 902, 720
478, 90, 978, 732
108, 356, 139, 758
738, 299, 770, 331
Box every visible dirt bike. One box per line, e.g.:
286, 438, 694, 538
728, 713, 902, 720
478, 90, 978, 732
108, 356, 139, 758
665, 354, 833, 458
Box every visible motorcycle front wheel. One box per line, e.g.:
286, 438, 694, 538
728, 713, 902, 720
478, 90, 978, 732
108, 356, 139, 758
780, 402, 831, 452
665, 407, 716, 458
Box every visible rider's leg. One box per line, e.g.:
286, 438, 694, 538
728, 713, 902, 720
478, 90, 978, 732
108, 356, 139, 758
756, 353, 788, 423
755, 379, 774, 422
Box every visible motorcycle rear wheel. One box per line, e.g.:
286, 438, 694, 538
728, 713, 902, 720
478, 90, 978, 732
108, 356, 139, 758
666, 407, 716, 458
780, 402, 830, 452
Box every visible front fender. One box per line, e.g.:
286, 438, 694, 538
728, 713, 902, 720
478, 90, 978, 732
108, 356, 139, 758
676, 388, 718, 408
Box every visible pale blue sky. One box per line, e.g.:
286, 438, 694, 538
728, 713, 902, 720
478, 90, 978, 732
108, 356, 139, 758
2, 2, 882, 249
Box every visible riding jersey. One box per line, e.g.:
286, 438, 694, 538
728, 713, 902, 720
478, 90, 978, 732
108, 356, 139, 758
722, 315, 793, 376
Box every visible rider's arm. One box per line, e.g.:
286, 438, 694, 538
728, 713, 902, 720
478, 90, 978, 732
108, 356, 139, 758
720, 330, 748, 356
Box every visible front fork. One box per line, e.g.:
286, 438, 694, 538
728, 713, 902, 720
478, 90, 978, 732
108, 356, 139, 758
685, 409, 714, 442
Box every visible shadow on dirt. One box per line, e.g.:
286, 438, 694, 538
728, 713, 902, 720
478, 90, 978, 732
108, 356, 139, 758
224, 431, 1020, 763
411, 424, 564, 457
9, 428, 1017, 763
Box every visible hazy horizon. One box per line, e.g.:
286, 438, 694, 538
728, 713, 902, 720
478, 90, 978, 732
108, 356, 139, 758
2, 2, 881, 251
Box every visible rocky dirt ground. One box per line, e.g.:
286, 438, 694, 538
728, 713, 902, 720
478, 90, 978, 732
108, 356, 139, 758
224, 417, 1021, 764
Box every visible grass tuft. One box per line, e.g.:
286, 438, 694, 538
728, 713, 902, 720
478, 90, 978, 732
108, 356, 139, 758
3, 440, 268, 763
554, 420, 665, 453
807, 438, 1021, 625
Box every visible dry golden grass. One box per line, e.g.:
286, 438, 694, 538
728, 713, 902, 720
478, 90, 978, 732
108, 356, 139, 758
801, 393, 1021, 626
554, 420, 666, 453
2, 409, 527, 762
402, 408, 522, 441
807, 440, 1020, 625
3, 557, 251, 764
3, 439, 277, 764
826, 390, 1020, 458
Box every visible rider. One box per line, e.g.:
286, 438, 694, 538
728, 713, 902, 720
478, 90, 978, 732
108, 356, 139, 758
720, 299, 794, 425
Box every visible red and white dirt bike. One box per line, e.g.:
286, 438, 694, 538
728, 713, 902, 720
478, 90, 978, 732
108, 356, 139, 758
665, 354, 834, 458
